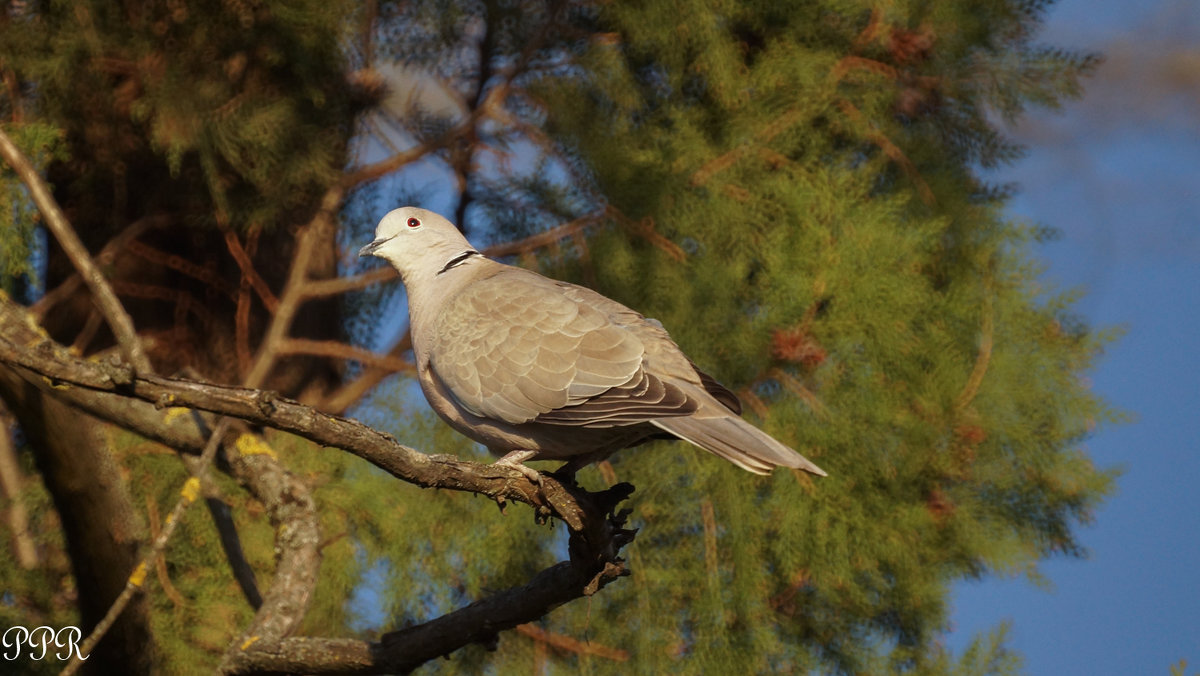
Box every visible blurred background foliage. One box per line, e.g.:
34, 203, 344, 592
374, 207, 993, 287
0, 0, 1118, 673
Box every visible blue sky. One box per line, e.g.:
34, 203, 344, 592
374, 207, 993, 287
947, 1, 1200, 672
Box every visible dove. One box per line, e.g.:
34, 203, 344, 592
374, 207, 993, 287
359, 207, 826, 480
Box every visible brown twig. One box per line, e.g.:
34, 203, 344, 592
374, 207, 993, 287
276, 338, 415, 374
769, 368, 830, 420
700, 499, 720, 594
835, 98, 935, 205
33, 216, 166, 320
0, 406, 37, 569
850, 7, 884, 51
320, 330, 412, 414
300, 267, 395, 298
145, 494, 186, 608
223, 229, 280, 312
109, 281, 219, 329
126, 240, 238, 298
829, 55, 899, 83
689, 107, 806, 188
243, 186, 343, 389
482, 213, 602, 258
2, 65, 24, 123
514, 623, 629, 661
954, 271, 994, 413
609, 210, 686, 262
0, 128, 151, 373
341, 122, 475, 189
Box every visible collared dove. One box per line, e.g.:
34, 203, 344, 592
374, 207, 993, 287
359, 207, 826, 479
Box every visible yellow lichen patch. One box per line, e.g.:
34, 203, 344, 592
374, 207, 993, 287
40, 375, 71, 391
22, 312, 50, 340
180, 477, 201, 503
128, 561, 149, 587
163, 407, 192, 424
235, 433, 277, 459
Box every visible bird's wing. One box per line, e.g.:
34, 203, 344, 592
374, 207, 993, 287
430, 269, 696, 426
556, 281, 743, 414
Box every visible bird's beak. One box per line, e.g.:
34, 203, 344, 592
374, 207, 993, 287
358, 237, 391, 258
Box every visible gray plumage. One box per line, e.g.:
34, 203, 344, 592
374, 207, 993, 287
359, 206, 826, 478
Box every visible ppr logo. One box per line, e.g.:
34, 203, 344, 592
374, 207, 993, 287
2, 626, 88, 661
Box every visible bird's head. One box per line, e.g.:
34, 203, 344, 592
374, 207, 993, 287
358, 207, 476, 280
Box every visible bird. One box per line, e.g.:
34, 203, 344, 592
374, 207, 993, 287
359, 206, 826, 480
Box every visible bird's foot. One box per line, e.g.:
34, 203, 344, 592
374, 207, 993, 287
494, 450, 543, 486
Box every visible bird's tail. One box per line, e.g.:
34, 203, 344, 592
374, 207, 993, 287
651, 413, 827, 477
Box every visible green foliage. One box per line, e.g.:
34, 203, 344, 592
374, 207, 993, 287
361, 0, 1118, 673
0, 0, 1119, 673
0, 0, 357, 232
0, 433, 76, 676
0, 123, 64, 296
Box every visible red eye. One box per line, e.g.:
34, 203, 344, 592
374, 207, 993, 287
406, 217, 421, 228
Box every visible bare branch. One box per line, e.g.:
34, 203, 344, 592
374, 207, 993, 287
244, 186, 344, 389
301, 266, 396, 298
341, 122, 474, 189
31, 215, 165, 320
0, 292, 594, 533
220, 488, 634, 675
320, 330, 412, 415
835, 99, 936, 206
144, 494, 186, 608
481, 213, 602, 258
276, 338, 415, 374
223, 229, 280, 312
222, 428, 321, 649
202, 491, 264, 610
0, 406, 37, 569
0, 294, 635, 675
0, 128, 152, 373
514, 623, 630, 661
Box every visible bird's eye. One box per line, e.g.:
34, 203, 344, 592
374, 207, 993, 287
407, 217, 421, 228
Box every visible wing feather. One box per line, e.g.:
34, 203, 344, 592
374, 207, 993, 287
431, 268, 715, 428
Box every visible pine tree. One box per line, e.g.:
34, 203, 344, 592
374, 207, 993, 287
0, 0, 1117, 673
355, 1, 1118, 673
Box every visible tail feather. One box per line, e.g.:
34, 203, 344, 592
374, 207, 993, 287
651, 413, 827, 477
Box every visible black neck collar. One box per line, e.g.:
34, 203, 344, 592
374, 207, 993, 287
436, 249, 481, 275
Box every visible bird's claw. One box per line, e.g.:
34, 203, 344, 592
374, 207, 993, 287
494, 450, 543, 486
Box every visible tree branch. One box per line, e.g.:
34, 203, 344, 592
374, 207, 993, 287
0, 293, 635, 674
0, 292, 610, 532
300, 267, 396, 298
320, 330, 411, 415
341, 121, 476, 189
220, 427, 322, 652
31, 215, 165, 320
0, 406, 37, 569
220, 489, 634, 675
243, 187, 344, 389
0, 127, 152, 373
514, 623, 629, 661
202, 490, 264, 610
276, 338, 415, 375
